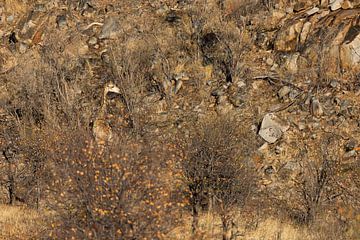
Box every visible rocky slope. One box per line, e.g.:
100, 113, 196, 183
0, 0, 360, 239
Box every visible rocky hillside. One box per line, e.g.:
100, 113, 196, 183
0, 0, 360, 239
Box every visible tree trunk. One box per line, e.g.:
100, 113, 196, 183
191, 204, 199, 234
8, 175, 14, 205
222, 214, 233, 240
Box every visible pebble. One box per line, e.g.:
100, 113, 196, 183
266, 57, 274, 66
6, 15, 14, 23
344, 150, 356, 158
264, 166, 274, 175
289, 89, 299, 100
56, 15, 67, 28
88, 37, 98, 45
278, 86, 291, 99
18, 43, 28, 54
275, 146, 282, 154
330, 80, 339, 88
310, 97, 323, 117
306, 7, 319, 16
345, 139, 357, 152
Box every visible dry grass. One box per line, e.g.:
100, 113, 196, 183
0, 205, 48, 240
168, 212, 360, 240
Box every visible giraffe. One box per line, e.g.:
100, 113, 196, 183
92, 81, 121, 146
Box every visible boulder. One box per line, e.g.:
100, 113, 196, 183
99, 16, 120, 39
259, 113, 289, 143
340, 28, 360, 71
330, 0, 344, 11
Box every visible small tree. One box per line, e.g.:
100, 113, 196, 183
291, 134, 360, 224
181, 116, 257, 239
44, 129, 185, 239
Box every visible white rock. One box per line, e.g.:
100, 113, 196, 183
259, 113, 289, 143
300, 22, 312, 44
340, 31, 360, 69
259, 127, 283, 143
330, 0, 344, 11
306, 7, 319, 16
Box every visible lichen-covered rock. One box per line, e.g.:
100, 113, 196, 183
259, 113, 289, 143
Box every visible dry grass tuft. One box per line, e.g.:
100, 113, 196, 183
0, 205, 48, 240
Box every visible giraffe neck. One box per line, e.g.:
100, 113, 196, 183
98, 89, 108, 119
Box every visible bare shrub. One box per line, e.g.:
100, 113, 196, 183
180, 116, 258, 239
43, 128, 185, 239
288, 135, 360, 226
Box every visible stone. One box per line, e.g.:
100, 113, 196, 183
278, 86, 291, 99
264, 166, 274, 175
56, 15, 67, 28
300, 22, 312, 44
18, 42, 28, 54
229, 95, 244, 108
330, 0, 344, 11
275, 22, 303, 51
285, 7, 294, 14
236, 80, 246, 88
99, 16, 120, 39
88, 37, 97, 45
341, 0, 353, 9
173, 79, 183, 94
340, 28, 360, 71
330, 80, 339, 88
258, 113, 289, 143
306, 7, 319, 16
345, 139, 357, 152
320, 0, 329, 7
289, 89, 300, 100
297, 122, 306, 131
6, 15, 14, 23
266, 57, 274, 66
275, 146, 283, 154
344, 150, 356, 158
285, 53, 300, 73
310, 97, 323, 117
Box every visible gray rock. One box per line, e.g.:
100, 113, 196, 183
289, 89, 300, 100
258, 113, 289, 143
211, 88, 225, 97
310, 97, 323, 117
345, 139, 357, 152
264, 166, 274, 175
6, 15, 14, 23
99, 16, 120, 39
56, 15, 67, 28
278, 86, 291, 99
330, 80, 339, 88
344, 150, 356, 158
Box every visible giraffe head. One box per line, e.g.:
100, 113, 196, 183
104, 81, 121, 95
